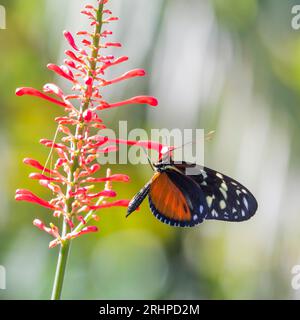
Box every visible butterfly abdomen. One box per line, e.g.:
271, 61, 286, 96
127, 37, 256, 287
127, 182, 151, 216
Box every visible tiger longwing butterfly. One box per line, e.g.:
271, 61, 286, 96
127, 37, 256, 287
127, 153, 258, 227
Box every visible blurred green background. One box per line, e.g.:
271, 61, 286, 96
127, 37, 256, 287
1, 0, 300, 299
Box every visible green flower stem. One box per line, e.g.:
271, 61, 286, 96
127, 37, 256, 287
50, 219, 71, 300
50, 2, 104, 300
51, 170, 75, 300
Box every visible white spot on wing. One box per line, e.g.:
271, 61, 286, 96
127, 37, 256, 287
211, 209, 218, 217
206, 196, 213, 208
220, 188, 228, 200
219, 200, 226, 210
221, 182, 228, 191
243, 197, 249, 210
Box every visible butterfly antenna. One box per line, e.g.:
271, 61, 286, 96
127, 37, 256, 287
171, 140, 195, 152
140, 146, 154, 171
171, 131, 215, 152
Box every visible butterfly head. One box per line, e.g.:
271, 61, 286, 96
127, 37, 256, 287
153, 146, 175, 171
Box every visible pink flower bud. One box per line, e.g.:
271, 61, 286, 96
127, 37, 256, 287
77, 216, 86, 224
100, 56, 129, 73
101, 30, 113, 37
59, 125, 72, 135
68, 226, 99, 240
81, 10, 95, 19
64, 59, 77, 69
80, 226, 98, 234
83, 109, 93, 122
106, 17, 119, 22
33, 219, 58, 237
89, 163, 101, 174
63, 30, 79, 51
82, 39, 92, 46
84, 76, 93, 98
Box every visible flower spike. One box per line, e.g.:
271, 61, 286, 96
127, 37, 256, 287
16, 0, 159, 251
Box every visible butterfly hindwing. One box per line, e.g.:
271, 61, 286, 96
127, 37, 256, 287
173, 162, 258, 222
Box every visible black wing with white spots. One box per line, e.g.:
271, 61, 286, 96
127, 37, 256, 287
173, 162, 258, 222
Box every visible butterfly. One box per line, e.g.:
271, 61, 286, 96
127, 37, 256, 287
127, 152, 258, 227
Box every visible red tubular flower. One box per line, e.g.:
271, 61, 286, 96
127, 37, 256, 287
16, 87, 67, 108
97, 96, 158, 110
29, 173, 63, 182
103, 69, 146, 86
86, 190, 117, 198
15, 189, 56, 210
65, 50, 84, 64
103, 42, 122, 48
16, 0, 160, 249
84, 174, 130, 183
23, 158, 55, 175
33, 219, 59, 238
47, 64, 75, 82
73, 226, 98, 236
40, 139, 67, 150
89, 200, 131, 210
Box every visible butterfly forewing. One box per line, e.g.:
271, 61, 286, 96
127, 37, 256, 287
148, 169, 208, 227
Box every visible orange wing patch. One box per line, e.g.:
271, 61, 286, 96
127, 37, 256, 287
149, 172, 191, 221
